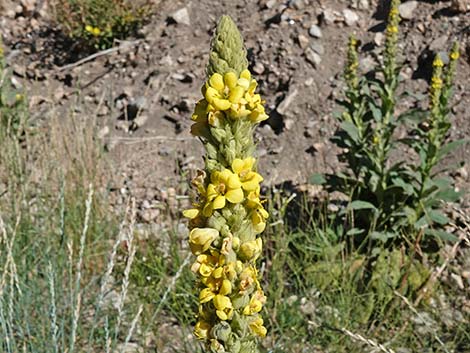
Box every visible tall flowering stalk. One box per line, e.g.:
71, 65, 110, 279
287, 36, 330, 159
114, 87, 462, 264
184, 15, 269, 353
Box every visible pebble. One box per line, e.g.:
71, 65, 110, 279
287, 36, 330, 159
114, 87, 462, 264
308, 24, 322, 38
304, 47, 322, 68
310, 42, 325, 56
398, 1, 418, 20
297, 34, 310, 49
451, 0, 470, 13
374, 32, 385, 46
321, 8, 337, 25
169, 7, 190, 26
277, 88, 299, 115
342, 9, 359, 26
252, 62, 265, 75
130, 114, 149, 131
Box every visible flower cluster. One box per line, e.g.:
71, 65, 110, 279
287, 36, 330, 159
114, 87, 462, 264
85, 25, 101, 37
191, 70, 268, 137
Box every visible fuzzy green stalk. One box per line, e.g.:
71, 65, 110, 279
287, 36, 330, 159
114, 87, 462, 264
345, 35, 359, 93
185, 15, 269, 353
207, 15, 249, 78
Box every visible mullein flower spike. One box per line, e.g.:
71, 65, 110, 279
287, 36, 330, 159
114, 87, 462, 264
186, 15, 268, 353
384, 0, 401, 83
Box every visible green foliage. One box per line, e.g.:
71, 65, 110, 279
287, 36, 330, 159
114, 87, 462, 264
0, 40, 29, 138
51, 0, 153, 50
323, 10, 465, 251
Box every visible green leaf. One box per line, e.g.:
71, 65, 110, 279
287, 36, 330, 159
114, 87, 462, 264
427, 210, 450, 225
346, 228, 365, 236
370, 231, 397, 242
309, 173, 326, 185
415, 216, 429, 229
340, 121, 360, 143
434, 187, 462, 202
425, 229, 459, 242
349, 200, 377, 211
369, 102, 382, 122
397, 108, 427, 123
437, 139, 468, 160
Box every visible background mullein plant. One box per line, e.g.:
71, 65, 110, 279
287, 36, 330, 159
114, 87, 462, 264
184, 15, 269, 353
323, 0, 463, 251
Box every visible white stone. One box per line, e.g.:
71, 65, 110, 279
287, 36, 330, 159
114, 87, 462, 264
398, 1, 419, 20
170, 7, 190, 26
343, 9, 359, 26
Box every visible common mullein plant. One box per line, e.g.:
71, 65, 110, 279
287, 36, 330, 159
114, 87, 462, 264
325, 0, 463, 248
184, 16, 269, 353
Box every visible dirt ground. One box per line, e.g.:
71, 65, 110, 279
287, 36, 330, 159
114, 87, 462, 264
1, 0, 470, 214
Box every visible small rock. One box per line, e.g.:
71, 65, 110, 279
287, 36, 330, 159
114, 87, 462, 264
97, 126, 110, 139
169, 7, 190, 26
130, 114, 149, 131
277, 88, 298, 115
305, 47, 322, 68
429, 35, 448, 52
252, 62, 265, 75
451, 0, 470, 13
297, 34, 310, 49
289, 0, 305, 10
116, 120, 129, 133
310, 42, 325, 55
21, 0, 36, 14
451, 273, 465, 290
342, 9, 359, 26
284, 118, 295, 130
308, 24, 322, 38
398, 1, 418, 20
12, 64, 26, 77
374, 32, 385, 46
321, 8, 337, 25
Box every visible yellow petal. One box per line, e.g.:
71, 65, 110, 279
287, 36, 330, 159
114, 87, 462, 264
209, 73, 225, 91
183, 209, 200, 219
232, 158, 244, 174
199, 288, 215, 303
240, 69, 251, 81
225, 188, 244, 204
194, 320, 211, 339
212, 195, 226, 210
199, 263, 213, 277
213, 294, 232, 311
224, 72, 238, 89
227, 174, 242, 189
219, 279, 232, 296
229, 86, 245, 103
213, 98, 231, 111
205, 86, 219, 104
216, 310, 228, 321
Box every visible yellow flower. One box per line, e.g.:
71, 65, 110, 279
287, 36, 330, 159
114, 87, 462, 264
205, 73, 232, 111
249, 315, 267, 337
189, 228, 219, 255
243, 289, 266, 315
92, 27, 101, 36
213, 294, 234, 320
219, 279, 232, 295
450, 50, 460, 61
85, 25, 94, 33
231, 158, 263, 192
239, 266, 258, 293
199, 287, 216, 303
239, 238, 263, 261
251, 209, 268, 233
203, 169, 244, 217
191, 253, 219, 277
194, 320, 212, 339
433, 56, 444, 68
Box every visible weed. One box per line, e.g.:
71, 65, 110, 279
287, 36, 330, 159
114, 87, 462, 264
51, 0, 153, 50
